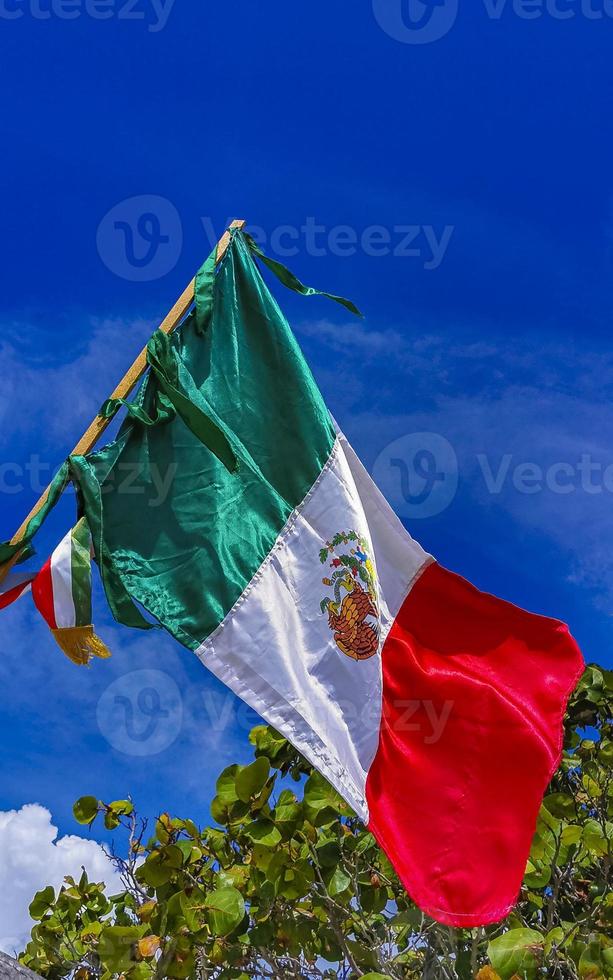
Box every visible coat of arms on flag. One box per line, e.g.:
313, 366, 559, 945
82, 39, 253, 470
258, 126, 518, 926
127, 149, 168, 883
0, 222, 584, 928
320, 530, 380, 661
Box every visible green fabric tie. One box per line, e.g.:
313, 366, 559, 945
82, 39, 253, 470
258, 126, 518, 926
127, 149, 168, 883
243, 232, 363, 318
146, 329, 238, 473
0, 461, 71, 567
99, 392, 175, 427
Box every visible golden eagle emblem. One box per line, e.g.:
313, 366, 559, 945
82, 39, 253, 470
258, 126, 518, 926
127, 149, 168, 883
319, 530, 380, 661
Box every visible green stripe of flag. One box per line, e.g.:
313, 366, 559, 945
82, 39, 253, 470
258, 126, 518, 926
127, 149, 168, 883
70, 518, 92, 627
73, 232, 336, 648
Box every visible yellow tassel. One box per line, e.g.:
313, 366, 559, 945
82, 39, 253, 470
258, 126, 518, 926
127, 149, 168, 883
51, 626, 112, 666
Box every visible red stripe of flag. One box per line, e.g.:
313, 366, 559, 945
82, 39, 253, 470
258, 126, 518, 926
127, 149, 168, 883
366, 561, 584, 928
31, 558, 58, 630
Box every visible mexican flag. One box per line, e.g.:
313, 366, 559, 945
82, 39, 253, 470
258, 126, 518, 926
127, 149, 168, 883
1, 229, 584, 926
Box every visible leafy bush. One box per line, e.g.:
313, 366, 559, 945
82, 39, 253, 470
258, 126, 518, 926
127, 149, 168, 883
20, 665, 612, 979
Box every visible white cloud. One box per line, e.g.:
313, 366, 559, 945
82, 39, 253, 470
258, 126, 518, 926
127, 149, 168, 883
0, 803, 121, 956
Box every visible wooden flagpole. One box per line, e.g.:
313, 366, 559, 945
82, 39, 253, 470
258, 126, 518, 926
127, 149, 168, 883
0, 219, 246, 584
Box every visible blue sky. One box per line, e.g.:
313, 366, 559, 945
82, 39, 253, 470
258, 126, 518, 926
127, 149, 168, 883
1, 0, 613, 944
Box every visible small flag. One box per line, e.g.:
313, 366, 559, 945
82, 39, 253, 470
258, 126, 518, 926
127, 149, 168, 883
31, 518, 111, 666
0, 519, 111, 666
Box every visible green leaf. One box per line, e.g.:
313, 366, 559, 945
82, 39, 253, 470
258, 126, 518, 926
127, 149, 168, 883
561, 824, 582, 846
81, 919, 104, 939
524, 860, 551, 889
249, 921, 274, 946
205, 887, 245, 937
243, 819, 282, 848
104, 809, 121, 830
210, 795, 231, 825
316, 840, 341, 868
326, 867, 351, 898
274, 794, 303, 839
249, 725, 287, 760
73, 796, 99, 825
578, 940, 608, 979
544, 793, 575, 819
344, 941, 380, 971
544, 927, 567, 955
576, 665, 605, 698
235, 757, 270, 803
583, 819, 609, 857
29, 886, 55, 920
98, 924, 147, 972
161, 844, 185, 869
360, 882, 388, 914
109, 799, 134, 817
582, 774, 602, 798
253, 776, 276, 814
487, 928, 544, 980
216, 866, 249, 891
304, 771, 345, 824
182, 818, 200, 838
178, 889, 208, 931
273, 858, 314, 900
136, 850, 175, 887
165, 952, 196, 979
538, 804, 561, 834
216, 765, 240, 804
355, 832, 378, 855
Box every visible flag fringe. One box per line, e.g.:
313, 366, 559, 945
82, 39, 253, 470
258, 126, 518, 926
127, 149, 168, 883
51, 626, 112, 666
